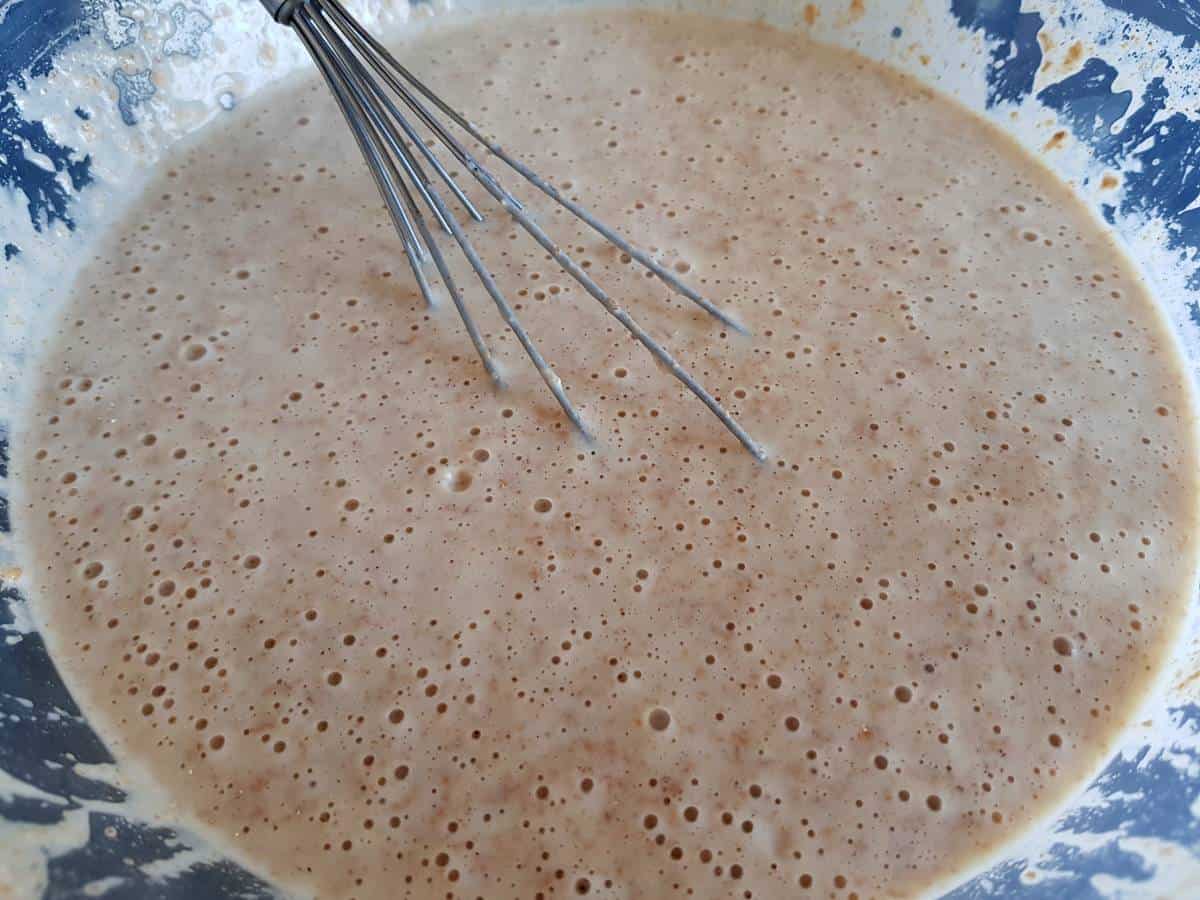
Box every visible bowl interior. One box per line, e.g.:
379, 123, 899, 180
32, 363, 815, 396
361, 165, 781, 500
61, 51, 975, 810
1, 2, 1199, 897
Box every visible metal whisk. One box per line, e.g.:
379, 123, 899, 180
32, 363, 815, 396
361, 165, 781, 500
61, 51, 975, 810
260, 0, 765, 460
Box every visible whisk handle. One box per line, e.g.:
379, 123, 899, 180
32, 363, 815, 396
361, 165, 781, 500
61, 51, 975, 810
261, 0, 306, 24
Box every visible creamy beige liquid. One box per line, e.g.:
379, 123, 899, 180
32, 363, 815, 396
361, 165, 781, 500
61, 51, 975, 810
15, 9, 1200, 899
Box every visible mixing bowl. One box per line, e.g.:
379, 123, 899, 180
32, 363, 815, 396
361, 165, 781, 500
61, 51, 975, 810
2, 0, 1199, 897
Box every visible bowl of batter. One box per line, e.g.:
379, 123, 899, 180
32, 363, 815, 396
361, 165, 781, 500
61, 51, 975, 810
3, 2, 1200, 898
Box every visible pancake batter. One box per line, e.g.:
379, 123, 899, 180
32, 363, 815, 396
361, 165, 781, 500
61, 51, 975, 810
14, 9, 1200, 898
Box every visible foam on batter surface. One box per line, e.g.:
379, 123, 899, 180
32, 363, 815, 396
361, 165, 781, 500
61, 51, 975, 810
14, 9, 1199, 898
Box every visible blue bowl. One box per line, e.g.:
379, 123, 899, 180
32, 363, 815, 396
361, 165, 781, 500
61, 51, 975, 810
3, 1, 1199, 897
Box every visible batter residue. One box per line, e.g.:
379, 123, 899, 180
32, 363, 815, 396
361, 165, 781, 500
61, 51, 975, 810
15, 9, 1199, 899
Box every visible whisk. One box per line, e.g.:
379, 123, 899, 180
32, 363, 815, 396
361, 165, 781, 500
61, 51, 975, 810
259, 0, 765, 460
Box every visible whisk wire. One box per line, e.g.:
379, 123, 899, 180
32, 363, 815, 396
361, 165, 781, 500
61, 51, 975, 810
270, 0, 766, 460
412, 197, 505, 385
319, 2, 486, 224
435, 190, 594, 440
292, 10, 431, 284
303, 8, 448, 236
